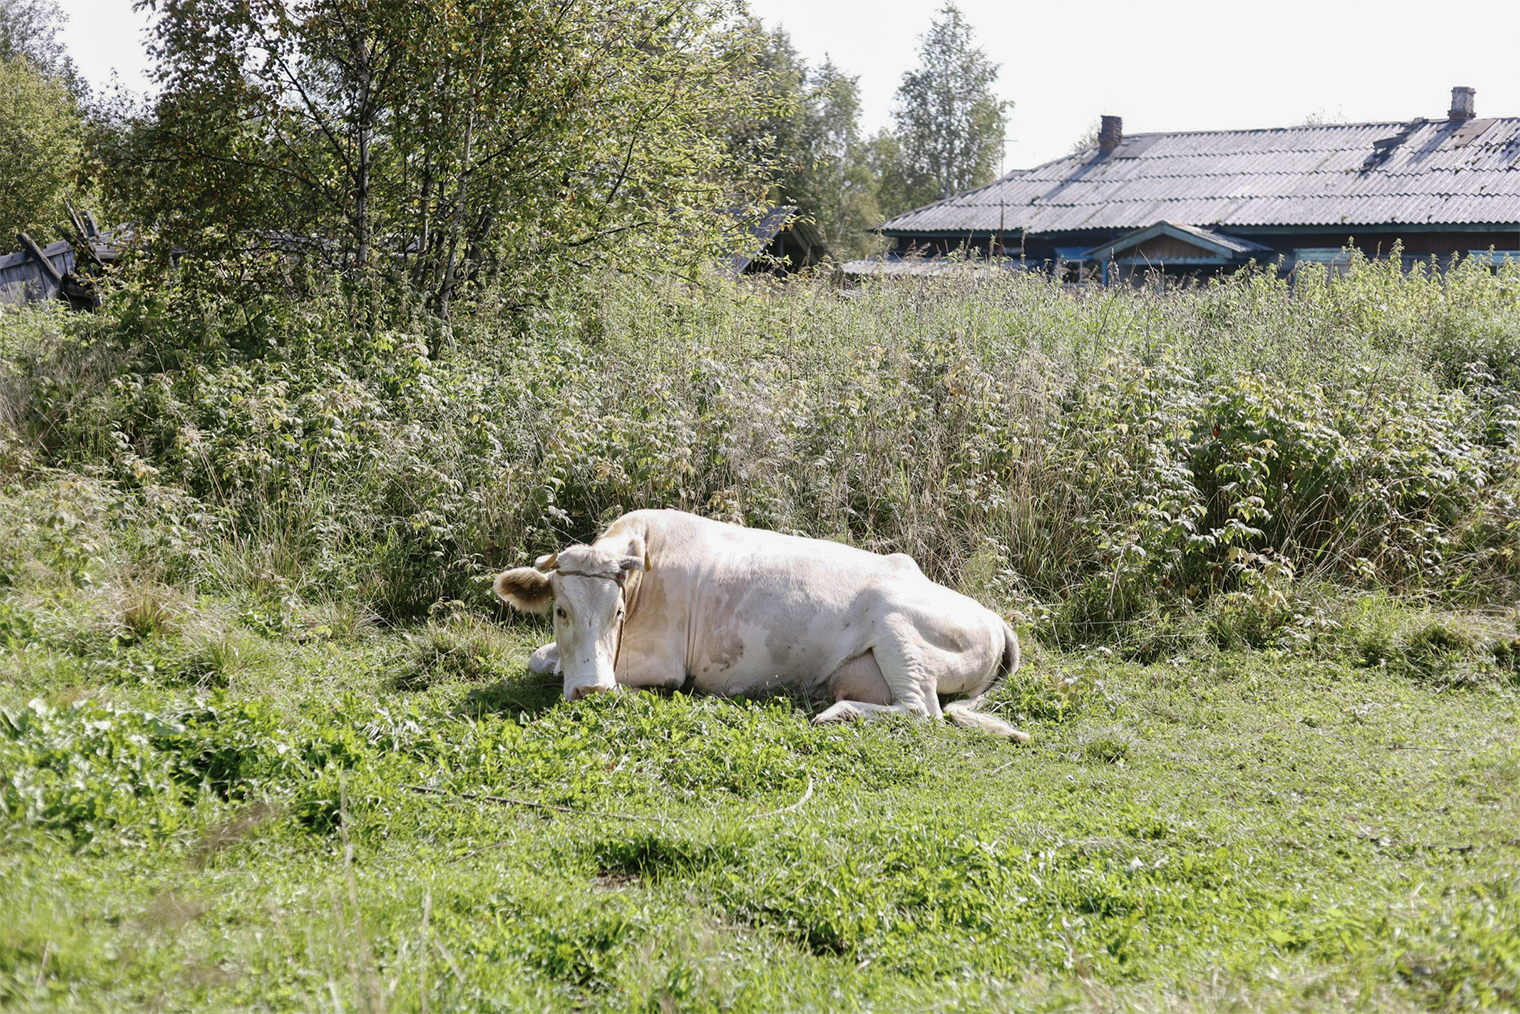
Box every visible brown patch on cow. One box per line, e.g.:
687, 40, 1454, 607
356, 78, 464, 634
707, 632, 745, 670
624, 564, 664, 627
765, 626, 793, 668
828, 650, 893, 705
495, 568, 553, 613
687, 586, 750, 675
616, 571, 692, 690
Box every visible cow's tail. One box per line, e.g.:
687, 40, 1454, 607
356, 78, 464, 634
944, 621, 1028, 742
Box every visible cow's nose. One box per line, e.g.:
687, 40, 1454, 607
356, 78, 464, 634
570, 684, 607, 701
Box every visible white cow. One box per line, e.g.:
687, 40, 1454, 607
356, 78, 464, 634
494, 509, 1027, 740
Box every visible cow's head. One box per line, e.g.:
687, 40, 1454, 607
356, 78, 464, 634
493, 538, 645, 701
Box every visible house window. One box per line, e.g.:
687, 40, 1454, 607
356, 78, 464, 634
1053, 246, 1095, 283
1293, 248, 1353, 277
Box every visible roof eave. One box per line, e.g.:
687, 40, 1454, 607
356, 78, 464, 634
1081, 222, 1273, 261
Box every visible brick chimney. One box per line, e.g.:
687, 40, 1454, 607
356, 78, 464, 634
1448, 86, 1476, 121
1098, 115, 1123, 152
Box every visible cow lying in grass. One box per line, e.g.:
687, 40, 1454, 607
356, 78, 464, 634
494, 509, 1028, 741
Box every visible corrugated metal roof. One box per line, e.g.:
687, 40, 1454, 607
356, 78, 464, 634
879, 119, 1520, 235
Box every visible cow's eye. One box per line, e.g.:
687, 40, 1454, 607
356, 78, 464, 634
555, 607, 567, 620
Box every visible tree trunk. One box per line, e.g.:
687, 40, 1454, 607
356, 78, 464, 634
354, 43, 373, 273
438, 17, 486, 317
413, 150, 434, 288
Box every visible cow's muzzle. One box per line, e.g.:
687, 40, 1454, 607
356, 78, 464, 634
565, 679, 616, 702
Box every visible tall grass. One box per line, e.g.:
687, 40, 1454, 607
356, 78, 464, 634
1, 253, 1517, 646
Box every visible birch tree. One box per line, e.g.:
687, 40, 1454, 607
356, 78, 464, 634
890, 3, 1009, 209
0, 0, 84, 96
108, 0, 777, 310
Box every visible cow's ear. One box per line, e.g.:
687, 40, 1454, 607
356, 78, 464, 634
616, 533, 647, 573
613, 553, 643, 584
494, 567, 553, 614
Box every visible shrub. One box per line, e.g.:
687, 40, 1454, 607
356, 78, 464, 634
2, 259, 1517, 629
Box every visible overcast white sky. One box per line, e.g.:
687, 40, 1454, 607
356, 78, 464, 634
56, 0, 1520, 170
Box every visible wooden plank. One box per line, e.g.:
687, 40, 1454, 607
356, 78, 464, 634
17, 232, 64, 288
0, 263, 38, 305
44, 241, 76, 278
65, 200, 88, 243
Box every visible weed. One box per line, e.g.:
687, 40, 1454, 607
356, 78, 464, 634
7, 264, 1519, 623
394, 616, 518, 690
177, 624, 269, 688
1077, 724, 1137, 765
112, 577, 186, 643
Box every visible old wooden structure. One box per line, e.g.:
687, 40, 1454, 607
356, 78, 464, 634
732, 206, 829, 275
0, 210, 110, 309
0, 234, 76, 305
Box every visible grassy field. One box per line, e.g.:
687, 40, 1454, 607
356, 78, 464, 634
1, 583, 1516, 1012
2, 262, 1520, 1010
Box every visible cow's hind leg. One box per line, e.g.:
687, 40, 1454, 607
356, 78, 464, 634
813, 626, 1026, 741
813, 699, 926, 724
813, 648, 927, 725
866, 624, 944, 719
527, 642, 560, 675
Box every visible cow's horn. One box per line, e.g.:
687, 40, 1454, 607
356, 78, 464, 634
534, 551, 559, 572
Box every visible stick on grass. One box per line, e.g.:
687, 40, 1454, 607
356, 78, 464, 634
404, 784, 653, 821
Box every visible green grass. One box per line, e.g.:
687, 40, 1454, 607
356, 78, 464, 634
2, 597, 1517, 1011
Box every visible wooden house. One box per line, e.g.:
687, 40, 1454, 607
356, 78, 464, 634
850, 87, 1520, 281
